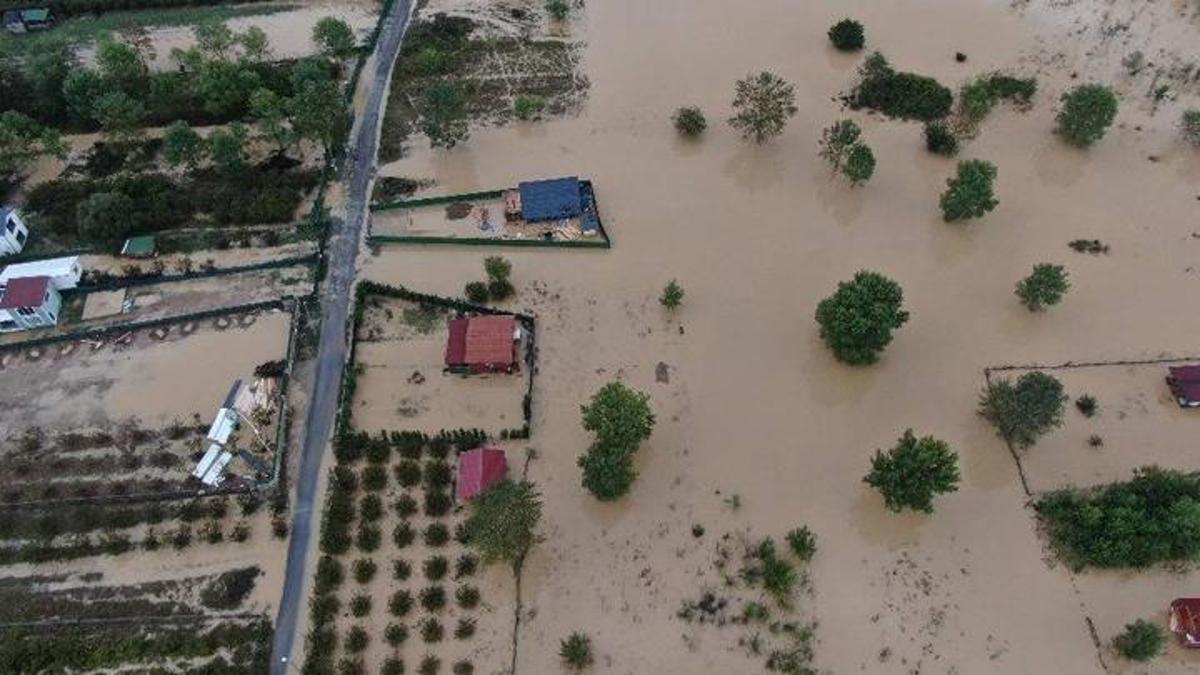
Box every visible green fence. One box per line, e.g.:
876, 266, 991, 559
68, 254, 318, 295
371, 189, 507, 211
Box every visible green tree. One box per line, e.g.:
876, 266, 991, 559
96, 38, 148, 93
250, 88, 296, 154
1182, 110, 1200, 146
1015, 263, 1070, 311
313, 17, 356, 60
581, 381, 655, 451
940, 159, 997, 222
1113, 619, 1164, 662
0, 111, 66, 178
513, 94, 546, 121
864, 430, 960, 513
76, 192, 135, 242
579, 442, 637, 501
818, 119, 861, 171
843, 143, 875, 186
293, 78, 349, 157
828, 19, 865, 51
978, 371, 1066, 448
660, 279, 684, 310
484, 255, 511, 283
423, 81, 470, 149
814, 270, 909, 365
194, 21, 236, 58
672, 106, 707, 137
238, 26, 270, 62
195, 59, 261, 117
1057, 84, 1117, 147
545, 0, 571, 21
208, 123, 249, 176
62, 69, 105, 122
162, 121, 206, 169
560, 632, 592, 670
729, 71, 797, 143
923, 121, 958, 156
463, 480, 542, 570
92, 91, 145, 141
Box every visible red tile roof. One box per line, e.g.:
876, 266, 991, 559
0, 276, 49, 310
456, 447, 508, 500
1167, 366, 1200, 404
445, 316, 517, 368
1172, 598, 1200, 647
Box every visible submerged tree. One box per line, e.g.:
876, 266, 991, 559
979, 371, 1066, 448
1057, 84, 1118, 147
818, 119, 861, 171
0, 111, 66, 178
828, 19, 865, 51
76, 192, 135, 242
312, 17, 357, 60
1015, 263, 1070, 311
579, 382, 655, 501
843, 143, 875, 186
463, 480, 542, 570
660, 279, 684, 310
560, 632, 593, 670
1113, 619, 1164, 662
814, 271, 909, 365
864, 429, 960, 513
729, 71, 798, 143
162, 120, 206, 169
424, 81, 470, 149
940, 159, 998, 222
672, 106, 707, 137
93, 91, 145, 142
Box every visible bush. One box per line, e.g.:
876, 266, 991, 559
356, 524, 381, 552
454, 618, 476, 640
389, 590, 413, 617
360, 494, 383, 522
420, 617, 444, 642
452, 661, 474, 675
424, 555, 449, 581
940, 159, 998, 222
979, 371, 1066, 448
864, 430, 960, 513
1057, 84, 1118, 147
785, 527, 817, 561
464, 281, 489, 304
315, 555, 344, 594
385, 623, 408, 647
419, 655, 440, 675
560, 632, 593, 670
455, 554, 478, 579
843, 144, 875, 186
424, 491, 453, 517
199, 567, 259, 609
352, 558, 377, 584
350, 594, 371, 617
487, 278, 515, 301
1183, 110, 1200, 146
345, 626, 369, 652
729, 71, 797, 143
545, 0, 570, 20
456, 585, 481, 609
513, 94, 546, 121
424, 461, 453, 490
827, 19, 864, 51
1015, 263, 1070, 311
382, 657, 406, 675
1113, 619, 1164, 661
424, 523, 450, 547
672, 106, 707, 137
420, 586, 447, 612
853, 53, 952, 121
395, 494, 419, 517
395, 461, 422, 487
361, 465, 388, 492
923, 122, 958, 156
814, 270, 909, 365
393, 522, 415, 548
1076, 394, 1098, 417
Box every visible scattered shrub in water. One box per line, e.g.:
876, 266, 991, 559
785, 527, 817, 561
1183, 110, 1200, 146
455, 617, 476, 640
843, 143, 875, 186
1113, 619, 1164, 662
979, 371, 1066, 449
424, 491, 452, 517
395, 494, 419, 517
382, 657, 406, 675
923, 121, 958, 156
424, 555, 449, 581
360, 494, 383, 522
421, 617, 445, 642
356, 524, 381, 552
1057, 84, 1118, 147
940, 159, 998, 222
513, 94, 546, 121
394, 522, 415, 548
729, 71, 798, 143
420, 585, 447, 612
424, 523, 450, 547
424, 461, 453, 490
1068, 239, 1109, 255
393, 559, 412, 580
419, 655, 440, 675
353, 558, 377, 584
853, 52, 952, 121
560, 632, 593, 670
389, 590, 413, 617
1015, 263, 1070, 311
815, 270, 909, 365
350, 594, 371, 617
345, 625, 369, 653
452, 661, 474, 675
395, 461, 422, 487
456, 585, 481, 609
315, 555, 344, 593
464, 281, 489, 304
361, 465, 388, 492
672, 106, 707, 137
1075, 394, 1098, 418
827, 19, 864, 51
864, 430, 960, 513
455, 553, 478, 579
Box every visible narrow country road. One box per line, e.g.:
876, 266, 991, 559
270, 1, 412, 671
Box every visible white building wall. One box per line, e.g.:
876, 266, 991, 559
0, 211, 27, 256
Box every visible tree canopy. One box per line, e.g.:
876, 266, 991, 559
814, 270, 909, 365
1057, 84, 1117, 147
864, 429, 960, 513
313, 17, 357, 60
1015, 263, 1070, 311
463, 480, 542, 570
578, 381, 655, 501
162, 121, 206, 169
978, 371, 1066, 448
728, 71, 797, 143
940, 159, 998, 222
0, 111, 66, 178
423, 81, 470, 149
76, 191, 135, 242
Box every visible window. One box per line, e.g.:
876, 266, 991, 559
0, 320, 15, 330
15, 230, 25, 245
17, 307, 34, 316
4, 218, 13, 233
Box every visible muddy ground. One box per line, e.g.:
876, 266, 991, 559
358, 0, 1200, 673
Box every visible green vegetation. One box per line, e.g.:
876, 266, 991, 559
0, 111, 66, 179
1113, 619, 1165, 661
464, 480, 542, 569
560, 632, 593, 670
843, 143, 875, 186
672, 105, 707, 137
923, 121, 958, 156
814, 270, 909, 365
513, 94, 546, 121
853, 52, 952, 121
545, 0, 571, 21
660, 279, 684, 310
578, 382, 656, 500
1057, 84, 1118, 147
424, 80, 470, 148
312, 17, 357, 60
979, 371, 1066, 448
818, 119, 860, 171
960, 73, 1037, 124
1037, 467, 1200, 568
827, 19, 864, 51
1015, 263, 1070, 311
1182, 110, 1200, 146
729, 71, 797, 143
1075, 394, 1097, 417
785, 526, 817, 561
864, 430, 960, 513
940, 159, 998, 222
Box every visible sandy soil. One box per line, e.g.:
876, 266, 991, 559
357, 0, 1200, 672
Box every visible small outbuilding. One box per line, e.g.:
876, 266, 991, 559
445, 315, 520, 374
121, 235, 156, 258
1171, 598, 1200, 647
0, 207, 29, 256
456, 446, 508, 501
517, 177, 583, 222
3, 7, 52, 33
1167, 365, 1200, 408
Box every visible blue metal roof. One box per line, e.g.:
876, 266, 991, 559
518, 177, 582, 222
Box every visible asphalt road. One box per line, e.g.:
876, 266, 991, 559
270, 1, 412, 672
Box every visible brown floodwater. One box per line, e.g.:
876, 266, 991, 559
356, 0, 1200, 672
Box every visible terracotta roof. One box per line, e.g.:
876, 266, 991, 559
446, 316, 516, 367
1168, 365, 1200, 404
457, 447, 508, 500
0, 275, 49, 309
1172, 598, 1200, 646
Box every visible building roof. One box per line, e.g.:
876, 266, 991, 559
1172, 598, 1200, 646
1167, 365, 1200, 404
121, 235, 156, 257
0, 275, 49, 309
21, 8, 49, 21
457, 447, 508, 500
445, 316, 517, 367
518, 177, 582, 222
0, 255, 79, 286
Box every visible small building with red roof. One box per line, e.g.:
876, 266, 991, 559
445, 315, 520, 374
457, 446, 508, 501
0, 275, 60, 333
1167, 366, 1200, 408
1172, 598, 1200, 647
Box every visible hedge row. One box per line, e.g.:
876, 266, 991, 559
0, 0, 270, 17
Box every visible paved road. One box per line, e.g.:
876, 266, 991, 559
270, 1, 412, 672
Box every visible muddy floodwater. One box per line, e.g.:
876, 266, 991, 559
359, 0, 1200, 672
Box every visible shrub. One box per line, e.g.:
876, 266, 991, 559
393, 559, 412, 580
456, 585, 481, 609
853, 53, 952, 121
419, 655, 440, 675
455, 618, 476, 640
421, 586, 447, 611
395, 461, 422, 487
979, 371, 1066, 448
1015, 263, 1070, 311
864, 430, 960, 513
424, 491, 453, 517
923, 121, 958, 156
356, 524, 381, 552
394, 522, 415, 548
818, 119, 861, 171
382, 657, 406, 675
672, 106, 707, 137
424, 555, 449, 581
315, 555, 344, 594
1182, 110, 1200, 146
785, 527, 817, 561
940, 159, 998, 222
338, 657, 365, 675
487, 278, 515, 301
350, 594, 371, 617
424, 461, 453, 490
484, 255, 511, 283
513, 94, 546, 121
843, 144, 875, 186
345, 625, 369, 652
545, 0, 570, 20
1057, 84, 1118, 147
1113, 619, 1164, 661
394, 496, 418, 519
421, 617, 444, 642
452, 661, 473, 675
352, 558, 377, 584
389, 590, 413, 617
464, 480, 543, 566
464, 281, 489, 304
729, 71, 798, 143
424, 523, 450, 547
659, 279, 685, 310
361, 465, 388, 492
172, 525, 193, 549
360, 494, 383, 522
199, 567, 259, 610
814, 270, 909, 365
385, 623, 408, 647
828, 19, 864, 51
560, 632, 593, 670
760, 548, 798, 598
1076, 395, 1098, 417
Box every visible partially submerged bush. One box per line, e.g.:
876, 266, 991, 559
1057, 84, 1118, 147
1015, 263, 1069, 311
923, 121, 958, 156
827, 19, 864, 51
960, 73, 1037, 123
864, 430, 960, 513
1113, 619, 1164, 661
979, 371, 1066, 448
729, 71, 797, 143
1183, 110, 1200, 146
464, 281, 489, 304
672, 106, 707, 137
814, 270, 909, 365
513, 94, 546, 121
843, 143, 875, 186
853, 52, 952, 121
560, 632, 594, 670
940, 159, 998, 222
785, 527, 817, 561
1075, 394, 1098, 417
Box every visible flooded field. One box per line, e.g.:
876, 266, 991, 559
359, 0, 1200, 672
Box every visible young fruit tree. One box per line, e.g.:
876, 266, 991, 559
729, 71, 798, 143
818, 119, 861, 171
672, 106, 707, 137
1057, 84, 1118, 147
827, 19, 865, 51
843, 144, 876, 186
463, 480, 542, 571
814, 271, 909, 365
978, 371, 1066, 448
940, 159, 998, 222
660, 280, 684, 310
863, 429, 960, 513
423, 81, 470, 149
1015, 263, 1070, 311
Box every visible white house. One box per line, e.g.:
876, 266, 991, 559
0, 275, 61, 332
0, 208, 28, 256
0, 255, 81, 291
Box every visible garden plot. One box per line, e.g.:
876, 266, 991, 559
998, 363, 1200, 494
371, 195, 510, 238
353, 297, 529, 436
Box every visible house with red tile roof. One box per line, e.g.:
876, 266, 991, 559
0, 275, 60, 332
445, 315, 520, 374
